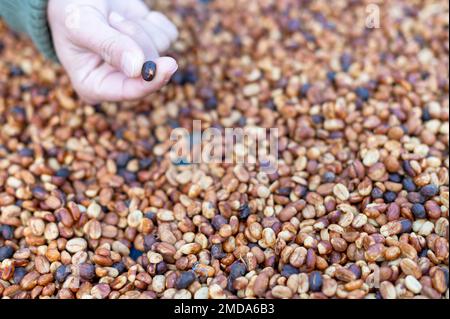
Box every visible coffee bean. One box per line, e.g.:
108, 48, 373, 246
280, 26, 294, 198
141, 61, 157, 82
0, 245, 14, 261
176, 271, 196, 289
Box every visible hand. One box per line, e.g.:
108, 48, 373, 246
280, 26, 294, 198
48, 0, 179, 104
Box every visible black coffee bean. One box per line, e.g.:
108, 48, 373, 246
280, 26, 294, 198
13, 267, 27, 284
420, 184, 439, 198
176, 271, 196, 289
371, 187, 383, 199
211, 244, 226, 259
211, 215, 227, 231
355, 87, 370, 101
402, 178, 417, 192
230, 261, 247, 280
79, 263, 96, 280
383, 191, 397, 203
388, 173, 402, 183
0, 225, 14, 240
112, 262, 126, 274
412, 204, 426, 219
141, 61, 157, 82
156, 262, 168, 275
238, 203, 251, 220
55, 265, 71, 283
0, 245, 14, 261
309, 271, 323, 292
281, 265, 299, 277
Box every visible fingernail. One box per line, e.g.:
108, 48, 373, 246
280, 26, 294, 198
121, 51, 141, 78
109, 12, 125, 24
168, 60, 178, 75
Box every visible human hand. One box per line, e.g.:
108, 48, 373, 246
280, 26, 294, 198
48, 0, 179, 104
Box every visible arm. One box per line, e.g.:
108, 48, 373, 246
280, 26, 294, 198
0, 0, 58, 61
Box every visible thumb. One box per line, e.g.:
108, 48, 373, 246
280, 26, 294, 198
71, 9, 144, 78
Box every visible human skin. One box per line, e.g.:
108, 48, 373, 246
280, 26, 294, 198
48, 0, 179, 103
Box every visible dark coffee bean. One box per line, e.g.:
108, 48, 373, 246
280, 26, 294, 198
441, 267, 449, 288
55, 167, 71, 178
326, 71, 336, 82
141, 61, 157, 81
55, 265, 71, 283
403, 160, 416, 177
383, 191, 397, 203
340, 53, 352, 72
156, 261, 168, 275
139, 158, 153, 170
348, 264, 361, 279
402, 178, 417, 192
238, 117, 247, 127
399, 219, 412, 233
238, 203, 251, 220
309, 271, 323, 292
300, 83, 311, 97
119, 169, 136, 183
265, 99, 277, 110
144, 212, 157, 223
176, 271, 196, 289
184, 69, 198, 84
421, 108, 431, 122
287, 19, 301, 32
230, 261, 247, 280
420, 184, 439, 198
276, 187, 292, 196
79, 263, 96, 280
412, 204, 426, 219
419, 248, 429, 258
355, 87, 370, 101
112, 262, 126, 274
297, 186, 308, 198
322, 172, 336, 183
171, 70, 186, 85
143, 234, 157, 252
407, 192, 426, 204
11, 106, 26, 122
211, 244, 226, 259
13, 267, 27, 284
0, 245, 14, 261
19, 148, 34, 157
130, 247, 144, 260
281, 265, 299, 277
0, 225, 14, 240
205, 96, 218, 110
116, 153, 132, 168
312, 114, 325, 124
31, 185, 47, 200
9, 65, 24, 77
388, 173, 402, 183
211, 215, 227, 230
371, 187, 383, 199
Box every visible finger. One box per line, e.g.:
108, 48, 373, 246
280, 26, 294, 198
146, 11, 179, 42
81, 57, 178, 102
68, 8, 145, 78
110, 0, 150, 19
136, 19, 172, 53
109, 12, 159, 61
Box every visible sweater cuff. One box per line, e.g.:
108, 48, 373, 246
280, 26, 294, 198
1, 0, 59, 62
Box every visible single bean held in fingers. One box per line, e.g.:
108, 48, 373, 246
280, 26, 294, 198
141, 60, 157, 81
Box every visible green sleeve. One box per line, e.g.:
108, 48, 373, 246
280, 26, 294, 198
0, 0, 59, 62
